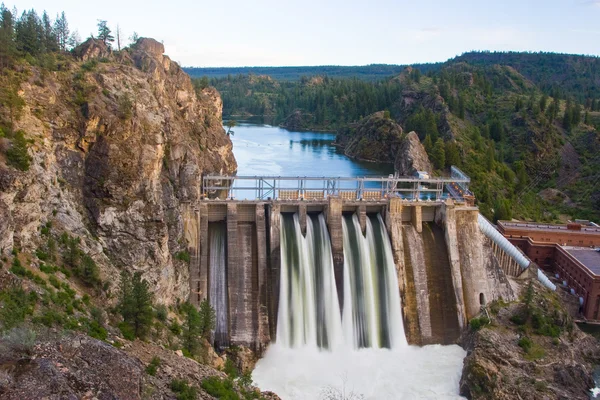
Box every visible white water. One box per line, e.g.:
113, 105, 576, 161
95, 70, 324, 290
253, 212, 466, 399
208, 222, 228, 347
277, 213, 343, 349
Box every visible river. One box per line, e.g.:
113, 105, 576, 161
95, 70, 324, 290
229, 123, 466, 399
230, 122, 393, 177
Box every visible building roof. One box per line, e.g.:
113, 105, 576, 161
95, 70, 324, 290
563, 247, 600, 275
498, 221, 600, 235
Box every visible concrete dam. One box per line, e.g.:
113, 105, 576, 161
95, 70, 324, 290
181, 172, 549, 351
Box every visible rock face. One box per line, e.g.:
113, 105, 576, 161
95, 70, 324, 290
395, 131, 432, 175
335, 111, 432, 175
0, 38, 236, 304
281, 109, 313, 131
459, 281, 600, 400
0, 331, 235, 399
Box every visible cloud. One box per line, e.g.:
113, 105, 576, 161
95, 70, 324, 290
584, 0, 600, 7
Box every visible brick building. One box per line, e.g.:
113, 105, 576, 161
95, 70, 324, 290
497, 220, 600, 320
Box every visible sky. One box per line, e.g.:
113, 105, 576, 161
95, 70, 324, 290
6, 0, 600, 67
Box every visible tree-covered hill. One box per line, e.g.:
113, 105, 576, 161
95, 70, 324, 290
204, 57, 600, 223
453, 51, 600, 102
183, 63, 442, 81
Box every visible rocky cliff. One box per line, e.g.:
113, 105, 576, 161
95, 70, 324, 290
335, 111, 432, 174
0, 37, 236, 304
460, 280, 600, 399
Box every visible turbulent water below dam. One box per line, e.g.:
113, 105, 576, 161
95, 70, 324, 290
251, 213, 465, 399
228, 124, 466, 399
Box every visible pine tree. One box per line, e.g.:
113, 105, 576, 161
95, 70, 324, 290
181, 302, 202, 356
584, 111, 591, 125
431, 138, 446, 170
423, 134, 433, 154
118, 272, 154, 339
458, 94, 465, 119
486, 143, 495, 172
198, 299, 216, 340
41, 11, 57, 52
54, 11, 69, 51
539, 94, 548, 113
97, 20, 114, 47
0, 5, 16, 68
444, 141, 460, 168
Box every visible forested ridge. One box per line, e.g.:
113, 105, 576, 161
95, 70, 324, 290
200, 53, 600, 223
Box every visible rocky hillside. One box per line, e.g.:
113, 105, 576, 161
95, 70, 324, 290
0, 37, 236, 304
335, 111, 432, 175
460, 280, 600, 399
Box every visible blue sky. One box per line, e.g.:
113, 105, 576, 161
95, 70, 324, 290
7, 0, 600, 66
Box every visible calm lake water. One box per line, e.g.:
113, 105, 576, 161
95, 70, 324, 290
229, 123, 393, 177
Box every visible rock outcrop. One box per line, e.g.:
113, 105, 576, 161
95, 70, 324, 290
459, 281, 600, 399
335, 111, 432, 175
395, 131, 432, 175
0, 38, 236, 304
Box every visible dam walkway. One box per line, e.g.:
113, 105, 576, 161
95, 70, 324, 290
202, 166, 474, 202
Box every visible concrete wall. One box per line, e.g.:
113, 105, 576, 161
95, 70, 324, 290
327, 197, 345, 311
191, 200, 517, 349
455, 208, 515, 320
386, 198, 421, 344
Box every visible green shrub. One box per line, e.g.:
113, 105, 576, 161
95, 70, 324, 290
518, 336, 532, 352
118, 321, 136, 341
175, 251, 190, 263
33, 309, 65, 327
5, 130, 31, 171
469, 316, 489, 331
49, 275, 61, 288
171, 379, 199, 400
224, 359, 238, 378
81, 60, 97, 71
0, 288, 37, 330
40, 264, 57, 274
88, 320, 108, 340
155, 304, 168, 322
118, 94, 133, 120
35, 249, 49, 261
10, 258, 27, 276
146, 356, 161, 376
170, 320, 182, 335
200, 376, 239, 400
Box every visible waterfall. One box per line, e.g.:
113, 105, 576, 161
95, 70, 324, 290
342, 213, 406, 349
277, 213, 342, 349
278, 212, 405, 350
255, 212, 466, 399
208, 221, 228, 348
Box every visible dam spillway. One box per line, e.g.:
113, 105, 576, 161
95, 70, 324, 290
183, 196, 525, 351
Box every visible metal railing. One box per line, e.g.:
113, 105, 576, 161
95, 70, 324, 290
202, 172, 471, 201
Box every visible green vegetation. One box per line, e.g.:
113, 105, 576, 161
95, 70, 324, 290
145, 356, 161, 376
469, 316, 490, 331
204, 53, 600, 222
201, 376, 239, 400
4, 130, 31, 171
117, 271, 154, 339
171, 379, 199, 400
59, 233, 101, 287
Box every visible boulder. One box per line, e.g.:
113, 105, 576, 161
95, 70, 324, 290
73, 38, 110, 61
135, 38, 165, 59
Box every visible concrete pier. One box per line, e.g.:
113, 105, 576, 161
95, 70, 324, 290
268, 203, 281, 339
326, 197, 345, 311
